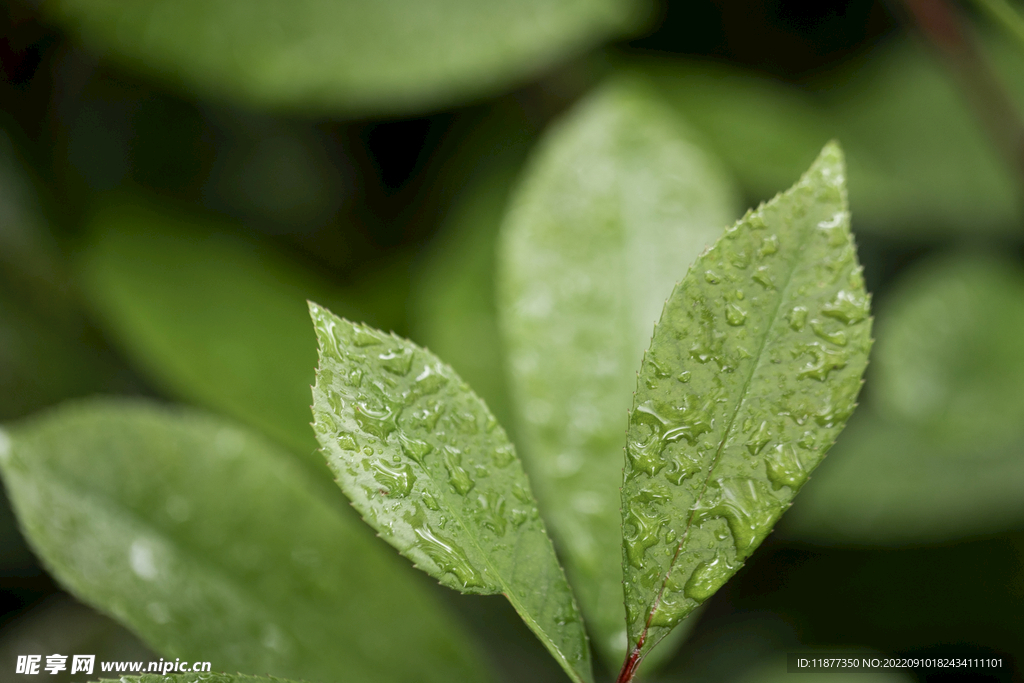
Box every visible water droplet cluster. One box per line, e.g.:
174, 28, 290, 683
620, 144, 872, 650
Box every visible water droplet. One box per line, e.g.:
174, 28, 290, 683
623, 504, 666, 568
492, 444, 515, 468
353, 400, 400, 439
408, 402, 443, 431
372, 459, 415, 497
378, 348, 414, 376
511, 484, 532, 504
474, 491, 507, 536
766, 443, 807, 490
810, 319, 847, 346
352, 327, 381, 347
683, 553, 737, 602
510, 509, 529, 527
665, 456, 700, 485
693, 478, 781, 556
759, 234, 779, 257
334, 432, 357, 451
704, 269, 722, 284
411, 523, 486, 588
414, 365, 448, 396
725, 303, 747, 326
348, 367, 363, 388
822, 290, 869, 325
797, 342, 848, 381
752, 266, 774, 289
362, 446, 374, 456
130, 540, 158, 580
442, 447, 475, 495
788, 306, 808, 331
745, 421, 771, 456
748, 213, 767, 230
677, 371, 691, 383
422, 491, 441, 511
449, 411, 478, 435
734, 289, 745, 300
399, 434, 432, 464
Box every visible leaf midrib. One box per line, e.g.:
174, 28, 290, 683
640, 207, 816, 649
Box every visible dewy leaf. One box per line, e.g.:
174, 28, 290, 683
618, 143, 871, 675
44, 0, 647, 115
0, 398, 492, 683
309, 303, 593, 683
497, 78, 739, 668
78, 197, 366, 483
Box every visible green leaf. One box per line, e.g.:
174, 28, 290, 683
0, 398, 492, 683
44, 0, 648, 115
619, 143, 871, 670
496, 78, 739, 667
783, 253, 1024, 544
309, 303, 593, 683
77, 197, 362, 481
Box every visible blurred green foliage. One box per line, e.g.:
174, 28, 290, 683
1, 1, 1023, 682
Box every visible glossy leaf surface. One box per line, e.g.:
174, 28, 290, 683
619, 144, 871, 668
784, 253, 1024, 543
45, 0, 646, 115
78, 198, 363, 481
497, 79, 738, 666
0, 399, 491, 683
309, 304, 593, 683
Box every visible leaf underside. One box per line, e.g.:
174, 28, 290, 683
497, 78, 739, 668
309, 303, 593, 683
620, 143, 872, 667
0, 399, 490, 683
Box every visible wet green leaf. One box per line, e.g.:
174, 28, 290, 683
783, 253, 1024, 544
619, 144, 871, 669
45, 0, 647, 115
497, 79, 738, 667
309, 303, 593, 683
0, 398, 492, 683
78, 197, 363, 482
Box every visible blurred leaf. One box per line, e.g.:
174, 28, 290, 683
781, 408, 1024, 544
0, 595, 155, 683
0, 398, 493, 683
628, 36, 1024, 235
497, 78, 739, 668
309, 304, 593, 683
873, 253, 1024, 449
45, 0, 649, 115
77, 197, 365, 481
619, 145, 871, 672
784, 253, 1024, 544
